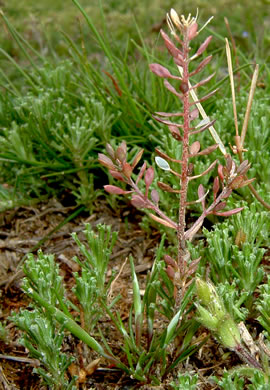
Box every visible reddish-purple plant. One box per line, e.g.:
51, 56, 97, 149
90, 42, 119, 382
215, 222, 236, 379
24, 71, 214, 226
99, 9, 253, 297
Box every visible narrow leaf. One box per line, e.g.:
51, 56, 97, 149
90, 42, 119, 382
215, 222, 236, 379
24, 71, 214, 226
130, 256, 142, 346
164, 309, 182, 347
198, 184, 205, 199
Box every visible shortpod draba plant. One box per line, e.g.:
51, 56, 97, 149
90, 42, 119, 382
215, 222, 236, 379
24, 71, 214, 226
99, 9, 253, 299
8, 6, 266, 387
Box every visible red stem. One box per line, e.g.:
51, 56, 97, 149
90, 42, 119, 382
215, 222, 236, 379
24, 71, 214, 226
177, 28, 190, 276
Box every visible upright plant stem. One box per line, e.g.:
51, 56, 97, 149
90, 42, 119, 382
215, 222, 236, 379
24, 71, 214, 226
177, 30, 190, 279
